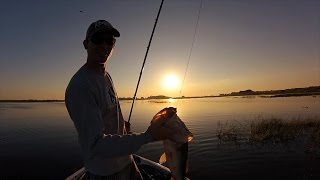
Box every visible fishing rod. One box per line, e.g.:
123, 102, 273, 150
128, 0, 165, 123
176, 0, 203, 107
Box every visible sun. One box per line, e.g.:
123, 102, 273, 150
163, 74, 180, 90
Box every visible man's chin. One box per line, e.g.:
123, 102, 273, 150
98, 62, 106, 66
97, 58, 108, 64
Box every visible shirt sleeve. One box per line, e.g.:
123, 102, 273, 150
65, 84, 154, 160
93, 132, 153, 159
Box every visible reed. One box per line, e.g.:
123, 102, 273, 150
250, 117, 320, 143
217, 116, 320, 155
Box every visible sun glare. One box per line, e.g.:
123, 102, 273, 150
163, 74, 180, 90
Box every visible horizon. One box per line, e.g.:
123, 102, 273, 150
1, 85, 319, 101
1, 0, 319, 100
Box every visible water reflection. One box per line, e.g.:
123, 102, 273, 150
0, 96, 319, 179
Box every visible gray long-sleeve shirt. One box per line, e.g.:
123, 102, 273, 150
65, 64, 153, 176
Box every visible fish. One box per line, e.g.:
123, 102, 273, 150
151, 107, 193, 180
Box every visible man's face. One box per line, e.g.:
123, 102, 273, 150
85, 31, 116, 64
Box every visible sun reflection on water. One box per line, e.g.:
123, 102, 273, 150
167, 98, 175, 103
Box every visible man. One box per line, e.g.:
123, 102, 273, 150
65, 20, 174, 179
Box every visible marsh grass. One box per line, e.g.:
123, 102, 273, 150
216, 120, 249, 145
217, 116, 320, 155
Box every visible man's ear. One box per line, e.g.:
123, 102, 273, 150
83, 39, 88, 49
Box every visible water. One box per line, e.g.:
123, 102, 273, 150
1, 96, 320, 179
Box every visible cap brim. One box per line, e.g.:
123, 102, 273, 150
97, 28, 120, 37
87, 28, 120, 39
111, 28, 120, 37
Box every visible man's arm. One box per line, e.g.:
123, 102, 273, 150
65, 85, 153, 159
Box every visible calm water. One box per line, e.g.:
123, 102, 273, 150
1, 96, 320, 179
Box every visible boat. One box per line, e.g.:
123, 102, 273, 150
66, 154, 172, 180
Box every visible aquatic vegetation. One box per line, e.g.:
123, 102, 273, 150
217, 117, 320, 156
250, 118, 320, 142
216, 120, 248, 145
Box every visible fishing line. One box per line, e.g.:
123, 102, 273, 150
128, 0, 165, 123
176, 0, 203, 108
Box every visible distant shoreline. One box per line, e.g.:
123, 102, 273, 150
0, 93, 319, 103
0, 100, 65, 103
127, 94, 320, 101
1, 85, 319, 103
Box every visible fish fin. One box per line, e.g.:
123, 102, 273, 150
159, 152, 167, 164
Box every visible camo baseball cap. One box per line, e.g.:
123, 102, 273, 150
86, 20, 120, 39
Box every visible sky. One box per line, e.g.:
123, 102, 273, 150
0, 0, 319, 100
